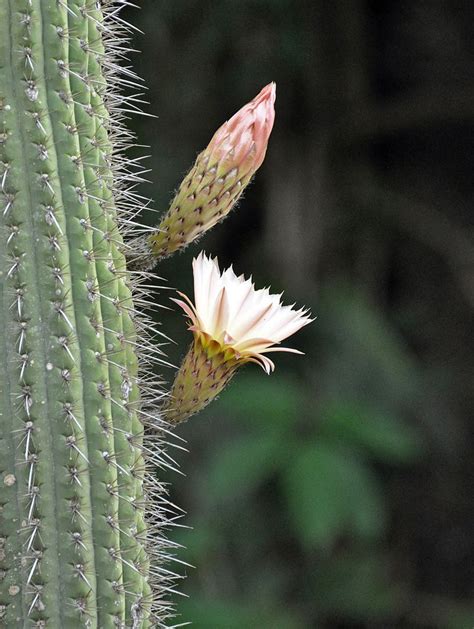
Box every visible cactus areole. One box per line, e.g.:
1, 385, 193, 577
0, 1, 174, 627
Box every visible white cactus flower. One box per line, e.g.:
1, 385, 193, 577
165, 252, 313, 424
173, 252, 313, 374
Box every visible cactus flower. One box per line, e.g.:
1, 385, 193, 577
164, 252, 312, 424
148, 83, 276, 259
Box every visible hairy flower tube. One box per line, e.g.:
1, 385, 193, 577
164, 252, 313, 424
148, 83, 276, 259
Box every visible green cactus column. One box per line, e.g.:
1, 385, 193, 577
0, 1, 166, 627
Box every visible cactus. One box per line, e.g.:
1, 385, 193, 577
0, 1, 174, 627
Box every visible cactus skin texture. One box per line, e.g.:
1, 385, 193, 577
0, 2, 173, 627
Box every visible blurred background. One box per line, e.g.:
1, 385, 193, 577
124, 2, 474, 627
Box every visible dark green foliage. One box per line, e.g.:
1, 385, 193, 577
121, 2, 473, 627
161, 287, 471, 628
284, 442, 387, 548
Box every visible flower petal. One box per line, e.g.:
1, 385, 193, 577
177, 251, 312, 373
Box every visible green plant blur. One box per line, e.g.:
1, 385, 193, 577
127, 2, 474, 627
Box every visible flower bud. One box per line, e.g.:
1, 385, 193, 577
149, 84, 276, 259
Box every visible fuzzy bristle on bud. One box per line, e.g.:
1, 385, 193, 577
163, 252, 312, 424
148, 83, 276, 260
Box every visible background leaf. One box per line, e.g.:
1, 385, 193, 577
283, 442, 386, 549
319, 401, 424, 463
204, 433, 290, 504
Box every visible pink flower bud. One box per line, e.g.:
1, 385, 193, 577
148, 84, 276, 259
206, 82, 276, 173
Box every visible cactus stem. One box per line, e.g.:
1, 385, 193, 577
1, 1, 180, 625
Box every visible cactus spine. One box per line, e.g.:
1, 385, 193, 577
0, 1, 173, 627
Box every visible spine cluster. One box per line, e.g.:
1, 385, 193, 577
0, 2, 175, 627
